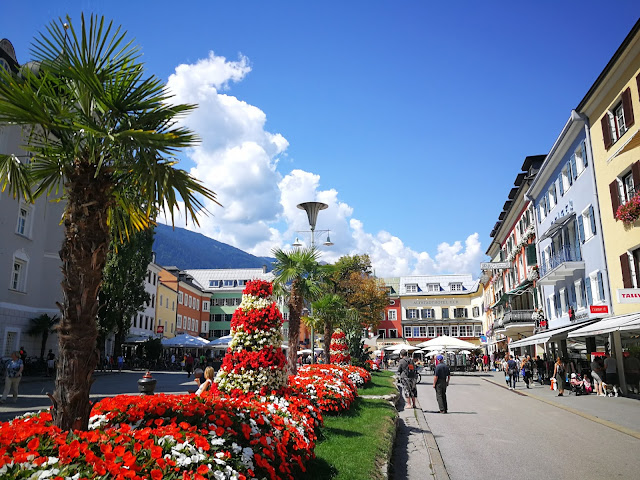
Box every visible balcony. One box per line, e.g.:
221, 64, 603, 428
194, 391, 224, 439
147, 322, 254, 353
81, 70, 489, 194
494, 309, 536, 337
538, 245, 585, 286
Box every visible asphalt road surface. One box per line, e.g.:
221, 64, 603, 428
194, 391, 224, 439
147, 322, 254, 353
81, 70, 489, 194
416, 374, 639, 480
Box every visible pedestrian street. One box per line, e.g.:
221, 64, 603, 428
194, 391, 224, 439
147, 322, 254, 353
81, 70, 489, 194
409, 371, 640, 480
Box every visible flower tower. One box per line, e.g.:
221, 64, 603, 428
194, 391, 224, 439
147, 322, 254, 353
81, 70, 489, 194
214, 280, 288, 395
329, 328, 351, 365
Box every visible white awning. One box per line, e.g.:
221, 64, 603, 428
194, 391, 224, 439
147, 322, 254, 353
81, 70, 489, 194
568, 313, 640, 338
509, 321, 594, 348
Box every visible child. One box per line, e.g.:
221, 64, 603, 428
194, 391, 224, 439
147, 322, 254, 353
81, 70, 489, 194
196, 367, 215, 396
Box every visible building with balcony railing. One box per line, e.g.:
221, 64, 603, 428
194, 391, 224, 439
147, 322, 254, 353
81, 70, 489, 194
528, 110, 612, 334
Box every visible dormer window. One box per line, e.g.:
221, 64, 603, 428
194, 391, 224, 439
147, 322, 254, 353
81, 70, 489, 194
238, 280, 247, 286
450, 283, 463, 292
209, 280, 220, 288
223, 280, 234, 287
427, 283, 440, 292
406, 284, 418, 293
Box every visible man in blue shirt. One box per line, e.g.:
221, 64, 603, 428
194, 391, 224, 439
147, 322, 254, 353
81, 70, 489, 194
433, 355, 451, 413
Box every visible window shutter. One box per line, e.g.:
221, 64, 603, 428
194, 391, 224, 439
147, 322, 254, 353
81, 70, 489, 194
632, 161, 640, 190
569, 283, 577, 308
589, 205, 597, 235
622, 87, 635, 128
637, 73, 640, 97
431, 309, 435, 319
526, 244, 537, 265
609, 180, 621, 217
580, 280, 587, 306
546, 298, 551, 318
558, 174, 564, 196
597, 272, 605, 301
555, 292, 561, 317
464, 308, 468, 318
570, 155, 577, 181
585, 278, 593, 306
567, 163, 574, 186
620, 252, 633, 288
582, 141, 588, 168
577, 215, 585, 243
601, 115, 613, 149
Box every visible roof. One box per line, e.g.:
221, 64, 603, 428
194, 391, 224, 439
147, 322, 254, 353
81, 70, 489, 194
185, 268, 274, 292
399, 274, 479, 295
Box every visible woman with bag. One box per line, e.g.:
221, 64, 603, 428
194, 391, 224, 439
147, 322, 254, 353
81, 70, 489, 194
521, 355, 534, 389
504, 354, 517, 390
397, 350, 417, 408
553, 357, 566, 397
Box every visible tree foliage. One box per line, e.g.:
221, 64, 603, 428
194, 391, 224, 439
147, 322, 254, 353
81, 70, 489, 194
98, 228, 154, 356
0, 14, 217, 430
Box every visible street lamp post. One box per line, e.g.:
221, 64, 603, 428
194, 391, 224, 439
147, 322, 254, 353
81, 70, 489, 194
295, 202, 333, 364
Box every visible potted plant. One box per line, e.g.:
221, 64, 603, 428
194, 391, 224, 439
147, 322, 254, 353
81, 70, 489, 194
615, 194, 640, 225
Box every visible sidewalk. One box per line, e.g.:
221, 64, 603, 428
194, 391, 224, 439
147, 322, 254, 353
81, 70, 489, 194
482, 370, 640, 439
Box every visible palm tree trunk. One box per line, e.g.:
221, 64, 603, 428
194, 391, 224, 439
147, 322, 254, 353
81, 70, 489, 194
287, 285, 304, 375
53, 163, 111, 431
39, 331, 48, 360
324, 321, 333, 365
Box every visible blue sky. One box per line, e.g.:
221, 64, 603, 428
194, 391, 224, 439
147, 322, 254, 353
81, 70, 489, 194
2, 1, 639, 276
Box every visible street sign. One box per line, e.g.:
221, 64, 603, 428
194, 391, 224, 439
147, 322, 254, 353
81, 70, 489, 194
480, 262, 510, 270
157, 325, 164, 334
590, 305, 609, 314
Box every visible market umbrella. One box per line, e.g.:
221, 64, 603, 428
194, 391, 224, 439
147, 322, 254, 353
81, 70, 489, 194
390, 344, 421, 354
207, 335, 233, 350
415, 335, 477, 350
458, 350, 472, 355
161, 333, 210, 348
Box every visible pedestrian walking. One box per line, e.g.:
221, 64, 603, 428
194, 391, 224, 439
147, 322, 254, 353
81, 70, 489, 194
46, 349, 56, 377
553, 357, 566, 396
624, 352, 640, 394
521, 355, 534, 389
185, 353, 194, 378
505, 354, 517, 390
397, 350, 417, 408
604, 353, 618, 386
591, 356, 605, 396
117, 354, 124, 373
433, 354, 450, 413
1, 351, 24, 403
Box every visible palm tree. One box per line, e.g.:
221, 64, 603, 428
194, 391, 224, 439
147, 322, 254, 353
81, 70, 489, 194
310, 294, 345, 364
26, 314, 60, 360
0, 15, 217, 430
272, 247, 326, 374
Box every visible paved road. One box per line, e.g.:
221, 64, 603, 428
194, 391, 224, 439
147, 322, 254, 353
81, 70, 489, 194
415, 373, 640, 480
0, 370, 198, 421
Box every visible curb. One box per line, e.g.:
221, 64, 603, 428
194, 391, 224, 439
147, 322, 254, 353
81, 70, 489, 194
413, 401, 450, 480
482, 377, 640, 440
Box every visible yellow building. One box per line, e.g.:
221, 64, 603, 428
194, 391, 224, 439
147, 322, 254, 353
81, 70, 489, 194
577, 19, 640, 316
156, 273, 178, 339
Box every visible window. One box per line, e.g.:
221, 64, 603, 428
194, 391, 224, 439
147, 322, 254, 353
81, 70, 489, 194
389, 329, 398, 338
177, 315, 182, 328
580, 205, 597, 241
427, 326, 435, 337
624, 247, 640, 288
574, 142, 587, 176
151, 295, 155, 308
153, 274, 157, 286
450, 325, 459, 337
419, 326, 427, 337
388, 310, 397, 321
427, 283, 440, 292
209, 280, 220, 288
172, 301, 175, 310
588, 271, 606, 303
283, 312, 289, 321
450, 283, 463, 292
421, 309, 434, 319
453, 308, 467, 318
223, 280, 234, 287
15, 204, 33, 237
602, 88, 634, 149
621, 171, 637, 204
548, 184, 557, 210
404, 327, 412, 338
559, 288, 567, 314
407, 309, 418, 319
436, 326, 444, 337
474, 325, 482, 337
472, 306, 480, 317
406, 284, 418, 293
575, 280, 585, 309
10, 251, 28, 292
160, 294, 163, 307
238, 280, 247, 286
378, 329, 386, 338
441, 308, 449, 319
178, 292, 183, 304
202, 301, 209, 311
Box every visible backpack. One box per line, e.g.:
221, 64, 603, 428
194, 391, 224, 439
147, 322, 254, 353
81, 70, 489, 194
406, 360, 417, 379
557, 363, 565, 376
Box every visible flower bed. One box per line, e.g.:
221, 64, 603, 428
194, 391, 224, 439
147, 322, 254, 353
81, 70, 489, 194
329, 329, 350, 365
0, 391, 322, 480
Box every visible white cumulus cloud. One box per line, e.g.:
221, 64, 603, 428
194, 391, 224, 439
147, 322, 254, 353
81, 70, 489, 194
159, 52, 483, 278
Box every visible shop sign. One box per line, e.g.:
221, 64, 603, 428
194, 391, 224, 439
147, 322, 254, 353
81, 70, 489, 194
157, 325, 164, 334
589, 305, 609, 314
480, 262, 510, 270
617, 288, 640, 304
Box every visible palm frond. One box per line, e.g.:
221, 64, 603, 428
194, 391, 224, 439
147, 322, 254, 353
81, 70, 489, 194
0, 153, 33, 202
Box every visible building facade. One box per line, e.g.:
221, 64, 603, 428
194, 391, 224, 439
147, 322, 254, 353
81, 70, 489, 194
578, 19, 640, 317
528, 111, 613, 334
163, 267, 208, 338
156, 273, 178, 339
0, 39, 64, 358
129, 260, 162, 340
484, 156, 544, 353
378, 278, 401, 342
399, 275, 483, 346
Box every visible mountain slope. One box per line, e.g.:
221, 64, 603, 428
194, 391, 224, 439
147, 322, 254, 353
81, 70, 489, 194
153, 223, 274, 270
